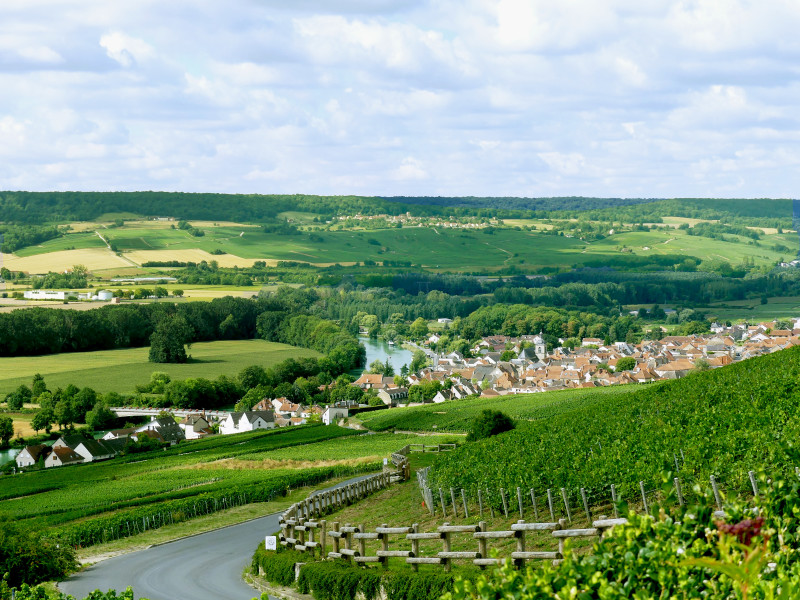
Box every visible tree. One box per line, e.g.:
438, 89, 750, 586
239, 365, 268, 390
0, 416, 13, 447
694, 358, 711, 372
86, 402, 116, 430
54, 399, 75, 430
466, 410, 515, 442
154, 286, 169, 298
410, 350, 428, 373
616, 357, 636, 371
31, 409, 53, 435
5, 385, 31, 410
149, 316, 193, 363
173, 289, 184, 297
32, 373, 47, 397
410, 317, 429, 339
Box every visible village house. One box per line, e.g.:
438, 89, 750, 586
178, 414, 212, 440
45, 446, 84, 468
16, 444, 50, 469
219, 410, 275, 435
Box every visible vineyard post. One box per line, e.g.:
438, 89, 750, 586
450, 488, 458, 517
674, 454, 680, 472
332, 522, 340, 555
477, 521, 487, 569
547, 489, 555, 521
478, 489, 484, 517
560, 488, 572, 523
500, 488, 509, 518
410, 524, 419, 572
580, 488, 591, 521
517, 487, 524, 518
461, 489, 469, 518
748, 471, 759, 497
710, 475, 722, 510
486, 488, 495, 518
530, 488, 539, 521
674, 477, 684, 506
639, 481, 649, 513
439, 488, 447, 516
611, 485, 619, 518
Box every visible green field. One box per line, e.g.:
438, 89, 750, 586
15, 218, 793, 273
359, 385, 634, 433
0, 339, 319, 395
706, 295, 800, 321
3, 425, 407, 547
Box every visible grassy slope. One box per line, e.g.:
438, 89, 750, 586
427, 346, 800, 506
359, 386, 633, 433
0, 339, 319, 395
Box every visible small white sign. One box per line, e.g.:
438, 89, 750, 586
383, 458, 388, 466
265, 535, 277, 551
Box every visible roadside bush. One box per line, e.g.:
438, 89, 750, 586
465, 410, 514, 442
251, 545, 303, 587
0, 521, 76, 587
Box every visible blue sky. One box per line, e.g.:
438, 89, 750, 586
2, 0, 800, 198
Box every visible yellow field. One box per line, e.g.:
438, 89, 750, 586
123, 249, 264, 268
1, 249, 132, 273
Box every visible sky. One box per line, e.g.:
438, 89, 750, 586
2, 0, 800, 198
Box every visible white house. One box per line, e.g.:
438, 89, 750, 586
220, 410, 275, 435
45, 446, 84, 468
178, 414, 211, 440
322, 406, 349, 425
16, 444, 50, 468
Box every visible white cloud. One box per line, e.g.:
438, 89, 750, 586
0, 0, 799, 196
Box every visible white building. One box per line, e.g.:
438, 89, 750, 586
24, 290, 67, 300
220, 411, 275, 435
322, 406, 349, 425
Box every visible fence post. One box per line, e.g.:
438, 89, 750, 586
639, 481, 649, 513
442, 522, 452, 573
748, 471, 759, 497
477, 520, 488, 569
517, 487, 524, 518
410, 524, 419, 572
529, 488, 539, 521
320, 519, 327, 558
674, 477, 684, 506
611, 485, 619, 518
560, 488, 571, 523
439, 488, 447, 516
500, 488, 509, 518
358, 524, 366, 567
486, 488, 495, 519
380, 523, 389, 569
461, 489, 469, 519
580, 488, 591, 521
710, 475, 722, 510
450, 488, 458, 517
547, 489, 555, 521
478, 488, 484, 517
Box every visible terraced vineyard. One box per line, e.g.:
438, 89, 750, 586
359, 385, 632, 433
427, 347, 800, 506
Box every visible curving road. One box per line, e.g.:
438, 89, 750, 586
61, 474, 375, 600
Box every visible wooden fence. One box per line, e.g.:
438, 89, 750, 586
279, 516, 630, 571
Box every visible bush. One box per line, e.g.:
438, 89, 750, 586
251, 545, 303, 587
465, 410, 515, 442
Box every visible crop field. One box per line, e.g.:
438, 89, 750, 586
0, 339, 319, 395
360, 385, 633, 433
1, 248, 132, 274
706, 295, 800, 321
123, 249, 261, 268
0, 425, 396, 547
13, 232, 108, 256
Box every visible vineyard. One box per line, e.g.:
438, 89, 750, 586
359, 386, 630, 433
427, 346, 800, 507
2, 425, 417, 547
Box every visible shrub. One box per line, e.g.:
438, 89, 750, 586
465, 410, 515, 442
251, 545, 303, 587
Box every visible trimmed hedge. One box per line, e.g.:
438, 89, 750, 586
295, 560, 470, 600
251, 545, 304, 587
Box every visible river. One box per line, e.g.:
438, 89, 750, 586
0, 448, 19, 466
357, 336, 414, 374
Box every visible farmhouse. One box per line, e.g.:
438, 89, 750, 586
136, 417, 186, 445
376, 387, 409, 406
16, 444, 51, 469
45, 446, 84, 468
220, 410, 275, 435
322, 405, 349, 425
178, 414, 212, 440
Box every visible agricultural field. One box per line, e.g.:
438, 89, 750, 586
705, 295, 800, 321
3, 213, 797, 275
359, 385, 633, 433
427, 345, 800, 510
0, 339, 319, 396
1, 425, 408, 548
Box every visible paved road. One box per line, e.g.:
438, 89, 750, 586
61, 474, 375, 600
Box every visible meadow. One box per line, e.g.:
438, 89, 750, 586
0, 339, 319, 395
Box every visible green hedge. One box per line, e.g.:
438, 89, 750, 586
296, 560, 468, 600
251, 545, 304, 587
